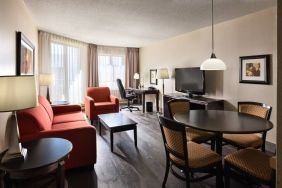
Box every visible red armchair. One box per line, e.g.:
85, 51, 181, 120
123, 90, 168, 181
17, 96, 96, 170
85, 87, 119, 124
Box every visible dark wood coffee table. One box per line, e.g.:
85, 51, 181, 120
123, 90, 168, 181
0, 138, 72, 188
98, 113, 137, 152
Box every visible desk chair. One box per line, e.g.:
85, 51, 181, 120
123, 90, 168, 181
116, 79, 140, 112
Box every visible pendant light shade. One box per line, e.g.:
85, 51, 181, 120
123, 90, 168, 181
201, 53, 226, 70
200, 0, 226, 71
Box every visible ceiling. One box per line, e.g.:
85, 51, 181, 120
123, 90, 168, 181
24, 0, 276, 47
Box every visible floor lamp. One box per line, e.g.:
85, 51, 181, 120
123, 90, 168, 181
157, 68, 169, 94
39, 74, 54, 103
0, 76, 37, 163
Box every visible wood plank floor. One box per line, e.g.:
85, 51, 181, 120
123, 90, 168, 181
66, 110, 268, 188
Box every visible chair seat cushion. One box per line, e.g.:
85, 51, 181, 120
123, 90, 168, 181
53, 112, 85, 124
94, 102, 116, 111
186, 128, 215, 142
170, 142, 221, 169
223, 133, 263, 148
224, 148, 273, 181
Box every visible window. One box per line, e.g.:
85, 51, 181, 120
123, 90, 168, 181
50, 42, 83, 104
98, 51, 125, 90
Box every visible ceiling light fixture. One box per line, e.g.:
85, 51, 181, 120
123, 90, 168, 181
200, 0, 226, 71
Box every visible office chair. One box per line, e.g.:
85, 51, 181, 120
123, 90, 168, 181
116, 79, 140, 112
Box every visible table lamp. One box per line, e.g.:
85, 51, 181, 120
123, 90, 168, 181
39, 74, 54, 103
133, 73, 140, 89
157, 68, 169, 94
0, 76, 37, 163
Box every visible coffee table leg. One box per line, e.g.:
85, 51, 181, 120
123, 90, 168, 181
98, 118, 101, 136
134, 127, 137, 147
110, 131, 113, 152
142, 94, 145, 113
215, 133, 223, 156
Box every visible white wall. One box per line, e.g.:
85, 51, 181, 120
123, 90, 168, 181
0, 0, 38, 151
140, 7, 277, 144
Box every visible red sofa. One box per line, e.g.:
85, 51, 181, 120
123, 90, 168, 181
85, 87, 119, 123
17, 96, 96, 169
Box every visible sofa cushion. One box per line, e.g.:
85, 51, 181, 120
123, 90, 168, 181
53, 111, 85, 124
38, 96, 54, 122
52, 120, 89, 130
94, 102, 117, 111
87, 87, 110, 102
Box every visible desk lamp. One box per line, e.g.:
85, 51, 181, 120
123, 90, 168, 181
133, 73, 140, 89
0, 76, 37, 163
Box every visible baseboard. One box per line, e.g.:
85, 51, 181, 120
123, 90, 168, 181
266, 141, 276, 154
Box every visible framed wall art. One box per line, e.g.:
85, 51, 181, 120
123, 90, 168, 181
150, 69, 158, 85
16, 32, 35, 76
239, 54, 270, 84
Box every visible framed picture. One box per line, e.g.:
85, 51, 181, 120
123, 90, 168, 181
16, 32, 35, 76
239, 54, 270, 84
150, 69, 158, 85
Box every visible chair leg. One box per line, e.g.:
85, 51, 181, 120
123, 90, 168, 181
216, 163, 223, 188
162, 157, 170, 187
184, 170, 190, 188
224, 163, 230, 188
211, 139, 215, 151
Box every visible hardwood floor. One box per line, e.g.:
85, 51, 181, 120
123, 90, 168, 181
66, 110, 267, 188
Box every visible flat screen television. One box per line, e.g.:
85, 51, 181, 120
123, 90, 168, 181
175, 67, 205, 97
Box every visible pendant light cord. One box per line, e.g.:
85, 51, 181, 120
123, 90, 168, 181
212, 0, 214, 54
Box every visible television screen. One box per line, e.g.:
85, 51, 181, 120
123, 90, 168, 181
175, 67, 205, 95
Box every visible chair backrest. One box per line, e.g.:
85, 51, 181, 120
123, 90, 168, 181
87, 87, 111, 102
168, 99, 190, 119
158, 115, 188, 167
116, 79, 126, 99
238, 101, 272, 120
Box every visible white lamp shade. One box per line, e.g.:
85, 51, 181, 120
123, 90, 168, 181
157, 68, 169, 79
39, 74, 54, 86
0, 76, 38, 112
133, 73, 140, 80
200, 58, 226, 70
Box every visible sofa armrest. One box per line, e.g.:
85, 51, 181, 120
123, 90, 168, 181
110, 95, 119, 105
52, 105, 82, 115
85, 96, 95, 120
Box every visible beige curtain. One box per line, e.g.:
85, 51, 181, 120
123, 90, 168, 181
88, 44, 98, 87
125, 48, 139, 88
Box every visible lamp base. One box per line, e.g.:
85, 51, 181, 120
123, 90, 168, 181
1, 147, 26, 163
1, 112, 27, 163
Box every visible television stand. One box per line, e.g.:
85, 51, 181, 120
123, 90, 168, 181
163, 93, 224, 118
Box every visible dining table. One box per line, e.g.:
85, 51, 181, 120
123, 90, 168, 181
174, 110, 273, 155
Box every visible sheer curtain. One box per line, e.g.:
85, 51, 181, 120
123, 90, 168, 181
38, 31, 88, 104
97, 46, 126, 98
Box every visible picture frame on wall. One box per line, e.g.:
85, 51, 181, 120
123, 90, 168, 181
239, 54, 270, 84
16, 32, 35, 76
150, 69, 158, 85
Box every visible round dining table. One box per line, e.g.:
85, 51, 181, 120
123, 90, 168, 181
174, 110, 273, 155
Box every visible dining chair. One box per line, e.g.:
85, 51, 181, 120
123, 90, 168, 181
168, 99, 216, 150
158, 115, 223, 188
224, 148, 276, 188
223, 101, 272, 152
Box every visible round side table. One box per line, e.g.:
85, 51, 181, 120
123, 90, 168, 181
0, 138, 72, 188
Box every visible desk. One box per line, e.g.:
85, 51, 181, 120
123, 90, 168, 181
0, 138, 72, 188
132, 88, 160, 113
174, 110, 273, 155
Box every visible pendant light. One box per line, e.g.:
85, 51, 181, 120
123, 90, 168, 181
200, 0, 226, 70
